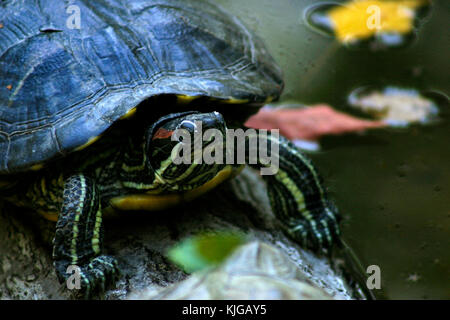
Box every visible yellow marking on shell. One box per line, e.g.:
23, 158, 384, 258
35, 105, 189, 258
30, 163, 44, 171
265, 96, 274, 103
120, 107, 137, 119
110, 193, 183, 211
109, 165, 243, 212
74, 135, 101, 151
38, 210, 58, 222
224, 98, 248, 104
176, 95, 197, 104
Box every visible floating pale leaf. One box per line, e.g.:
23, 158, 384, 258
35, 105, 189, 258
348, 86, 439, 126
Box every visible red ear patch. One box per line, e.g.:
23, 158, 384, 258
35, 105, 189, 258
152, 128, 174, 140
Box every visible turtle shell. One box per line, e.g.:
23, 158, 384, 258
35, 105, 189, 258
0, 0, 283, 174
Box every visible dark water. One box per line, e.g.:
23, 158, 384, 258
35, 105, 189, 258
216, 0, 450, 299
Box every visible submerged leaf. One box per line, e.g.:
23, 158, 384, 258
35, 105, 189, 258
167, 231, 246, 273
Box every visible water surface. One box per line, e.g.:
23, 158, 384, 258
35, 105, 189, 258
216, 0, 450, 299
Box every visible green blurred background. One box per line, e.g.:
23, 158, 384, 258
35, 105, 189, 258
216, 0, 450, 299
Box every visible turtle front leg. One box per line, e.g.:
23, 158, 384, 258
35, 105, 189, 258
53, 174, 118, 297
246, 132, 341, 251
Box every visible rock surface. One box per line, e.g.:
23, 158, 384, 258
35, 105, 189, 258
0, 168, 360, 300
129, 241, 334, 300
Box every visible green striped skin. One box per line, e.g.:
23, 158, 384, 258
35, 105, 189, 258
245, 132, 340, 250
53, 175, 118, 297
1, 111, 340, 296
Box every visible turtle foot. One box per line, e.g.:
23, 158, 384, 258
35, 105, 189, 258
56, 255, 119, 299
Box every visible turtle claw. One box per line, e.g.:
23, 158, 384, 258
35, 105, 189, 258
79, 255, 119, 299
57, 255, 119, 299
285, 207, 341, 252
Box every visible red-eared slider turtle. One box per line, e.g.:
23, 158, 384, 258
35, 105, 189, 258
0, 0, 340, 296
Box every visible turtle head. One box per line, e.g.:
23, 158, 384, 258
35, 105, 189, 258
146, 111, 228, 191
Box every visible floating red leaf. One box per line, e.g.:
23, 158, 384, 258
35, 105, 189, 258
245, 105, 385, 141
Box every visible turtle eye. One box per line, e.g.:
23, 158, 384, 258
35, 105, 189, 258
180, 120, 198, 133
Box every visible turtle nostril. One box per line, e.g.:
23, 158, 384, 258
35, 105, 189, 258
213, 111, 224, 122
204, 112, 225, 131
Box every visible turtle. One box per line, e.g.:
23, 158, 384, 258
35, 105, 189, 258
0, 0, 340, 296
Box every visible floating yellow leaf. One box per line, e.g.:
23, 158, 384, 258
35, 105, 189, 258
328, 0, 428, 43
